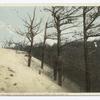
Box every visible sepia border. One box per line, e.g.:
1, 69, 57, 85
0, 3, 100, 96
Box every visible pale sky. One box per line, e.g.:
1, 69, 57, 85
0, 6, 100, 47
0, 6, 81, 47
0, 6, 52, 47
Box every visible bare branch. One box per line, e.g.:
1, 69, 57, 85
86, 13, 99, 31
84, 7, 94, 13
15, 28, 26, 36
55, 7, 64, 14
26, 33, 31, 42
32, 18, 42, 29
27, 13, 32, 23
60, 7, 81, 21
31, 8, 36, 26
88, 24, 100, 29
22, 18, 30, 27
88, 33, 100, 37
61, 23, 79, 31
44, 8, 53, 13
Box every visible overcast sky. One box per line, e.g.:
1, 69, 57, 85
0, 6, 54, 47
0, 6, 100, 47
0, 6, 81, 47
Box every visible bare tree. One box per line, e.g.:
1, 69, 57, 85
41, 22, 48, 70
16, 8, 42, 67
45, 6, 81, 86
83, 6, 100, 92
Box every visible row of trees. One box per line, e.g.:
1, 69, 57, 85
15, 6, 100, 92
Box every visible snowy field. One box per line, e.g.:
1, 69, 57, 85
0, 48, 79, 94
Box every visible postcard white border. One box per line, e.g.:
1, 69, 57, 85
0, 3, 100, 96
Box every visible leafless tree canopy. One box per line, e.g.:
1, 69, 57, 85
16, 8, 42, 67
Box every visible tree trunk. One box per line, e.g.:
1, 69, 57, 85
58, 58, 63, 86
53, 58, 57, 80
54, 67, 57, 80
41, 23, 47, 69
28, 37, 33, 67
28, 52, 32, 67
57, 38, 63, 86
83, 7, 91, 92
56, 16, 62, 86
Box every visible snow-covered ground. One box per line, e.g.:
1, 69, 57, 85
0, 48, 79, 94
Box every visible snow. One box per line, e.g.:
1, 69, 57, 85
94, 42, 98, 47
0, 48, 80, 94
0, 48, 67, 94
